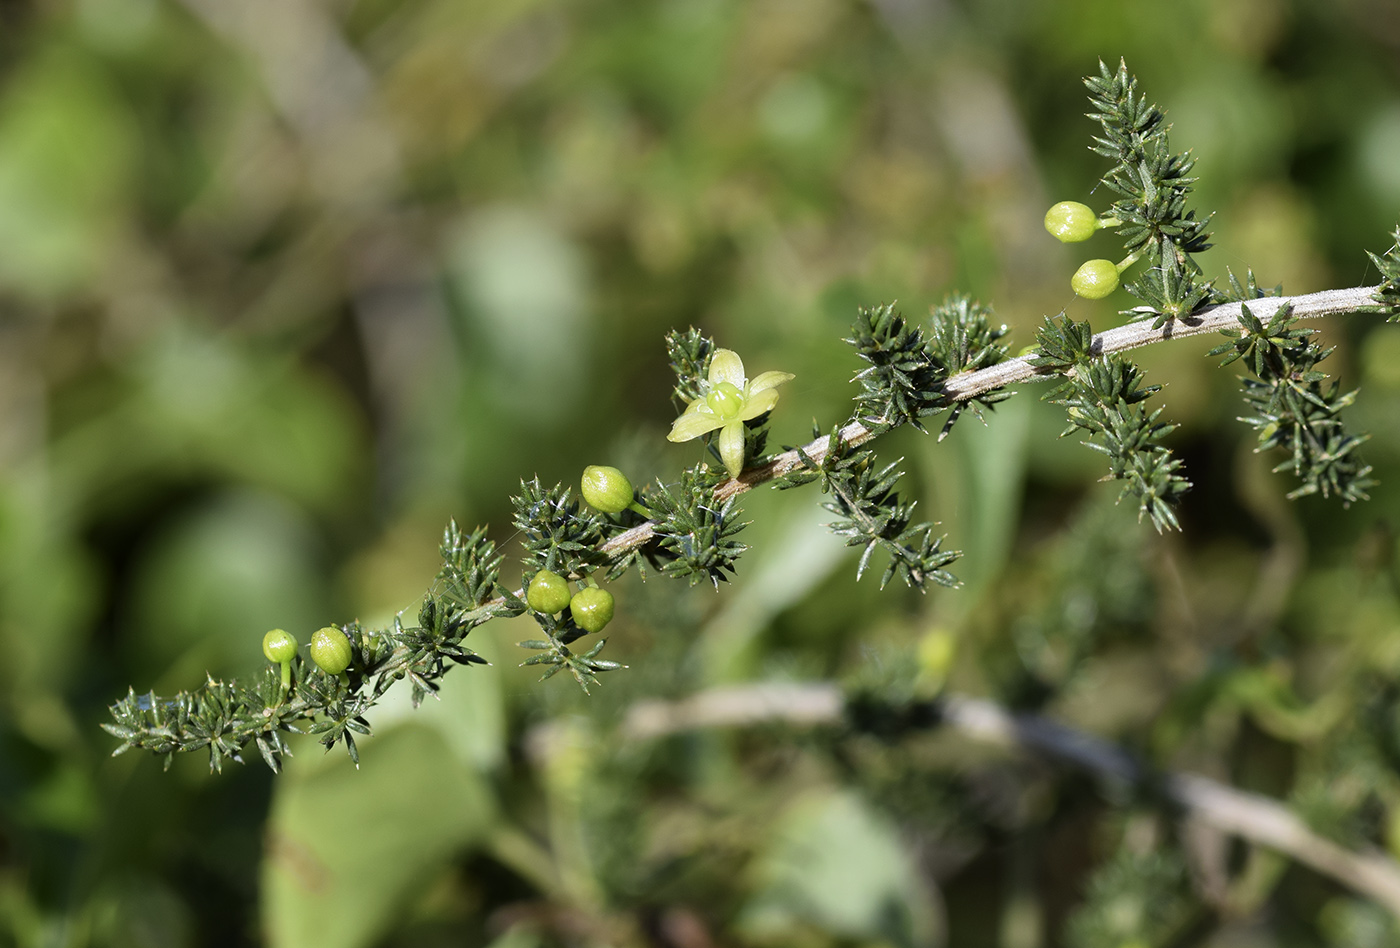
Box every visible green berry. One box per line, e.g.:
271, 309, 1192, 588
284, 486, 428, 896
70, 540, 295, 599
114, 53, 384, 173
262, 628, 297, 664
310, 626, 353, 675
1071, 259, 1121, 299
1044, 201, 1100, 243
581, 465, 635, 514
569, 586, 615, 634
527, 569, 573, 614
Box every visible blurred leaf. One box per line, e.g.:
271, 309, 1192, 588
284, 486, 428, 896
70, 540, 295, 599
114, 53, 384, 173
739, 789, 942, 947
0, 45, 136, 296
261, 723, 496, 948
128, 489, 329, 678
0, 475, 99, 693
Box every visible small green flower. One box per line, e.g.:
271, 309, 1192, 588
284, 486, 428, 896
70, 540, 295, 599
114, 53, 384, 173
666, 348, 794, 478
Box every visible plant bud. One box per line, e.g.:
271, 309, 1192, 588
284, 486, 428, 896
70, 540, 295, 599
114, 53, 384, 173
1071, 259, 1121, 299
581, 465, 635, 513
1044, 201, 1101, 242
527, 569, 573, 614
310, 626, 353, 675
262, 628, 297, 664
569, 586, 615, 634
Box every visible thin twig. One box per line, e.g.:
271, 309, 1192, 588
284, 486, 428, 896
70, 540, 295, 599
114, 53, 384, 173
598, 285, 1383, 558
619, 681, 1400, 917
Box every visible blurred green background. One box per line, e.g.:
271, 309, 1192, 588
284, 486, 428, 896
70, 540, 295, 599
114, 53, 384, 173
4, 0, 1400, 945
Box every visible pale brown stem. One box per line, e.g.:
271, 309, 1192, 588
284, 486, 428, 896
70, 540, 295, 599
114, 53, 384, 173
619, 682, 1400, 917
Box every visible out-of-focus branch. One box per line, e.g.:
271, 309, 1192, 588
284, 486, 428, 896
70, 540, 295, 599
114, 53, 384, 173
619, 683, 1400, 918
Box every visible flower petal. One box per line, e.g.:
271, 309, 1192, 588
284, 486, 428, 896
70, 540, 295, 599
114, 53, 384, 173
708, 349, 746, 389
738, 387, 779, 421
747, 370, 794, 394
717, 421, 745, 477
668, 407, 724, 442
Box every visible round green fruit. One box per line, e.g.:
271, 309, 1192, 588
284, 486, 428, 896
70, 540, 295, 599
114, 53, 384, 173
527, 569, 573, 614
1044, 201, 1100, 243
1071, 259, 1121, 299
310, 626, 353, 675
262, 628, 297, 664
581, 465, 635, 514
569, 586, 615, 634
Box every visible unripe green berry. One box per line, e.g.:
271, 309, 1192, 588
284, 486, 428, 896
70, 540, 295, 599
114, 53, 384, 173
581, 465, 635, 514
262, 628, 297, 664
310, 626, 353, 675
569, 586, 615, 634
1044, 201, 1100, 242
527, 569, 573, 614
1071, 259, 1121, 299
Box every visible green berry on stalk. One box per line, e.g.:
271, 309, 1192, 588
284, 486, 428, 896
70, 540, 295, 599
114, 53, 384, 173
1044, 201, 1100, 243
581, 465, 635, 514
1071, 259, 1121, 299
262, 628, 297, 664
310, 626, 353, 675
569, 586, 615, 634
527, 569, 573, 614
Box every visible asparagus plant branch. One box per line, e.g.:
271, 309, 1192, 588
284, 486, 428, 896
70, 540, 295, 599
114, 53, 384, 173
595, 284, 1383, 559
106, 54, 1400, 769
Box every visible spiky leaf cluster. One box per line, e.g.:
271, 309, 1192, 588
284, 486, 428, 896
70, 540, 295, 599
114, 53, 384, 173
1219, 267, 1280, 304
513, 477, 610, 577
1039, 318, 1189, 531
1064, 848, 1196, 948
665, 326, 714, 409
846, 303, 949, 432
790, 429, 960, 591
1367, 226, 1400, 323
926, 294, 1012, 439
648, 464, 750, 588
517, 609, 625, 694
105, 523, 507, 772
1210, 302, 1374, 504
1027, 313, 1095, 372
438, 521, 520, 625
1086, 59, 1215, 324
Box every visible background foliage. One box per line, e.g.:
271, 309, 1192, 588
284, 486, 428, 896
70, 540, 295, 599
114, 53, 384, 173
3, 0, 1400, 945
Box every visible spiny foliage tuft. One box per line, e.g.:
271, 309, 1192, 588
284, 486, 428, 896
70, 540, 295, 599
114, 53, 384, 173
647, 464, 750, 588
1210, 302, 1374, 504
665, 326, 715, 409
1086, 58, 1215, 325
1037, 317, 1189, 532
785, 427, 961, 591
1064, 847, 1195, 948
1367, 226, 1400, 323
846, 303, 948, 432
926, 293, 1013, 439
512, 478, 609, 577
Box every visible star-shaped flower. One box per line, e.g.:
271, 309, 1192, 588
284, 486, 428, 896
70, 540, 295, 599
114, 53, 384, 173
667, 348, 794, 478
